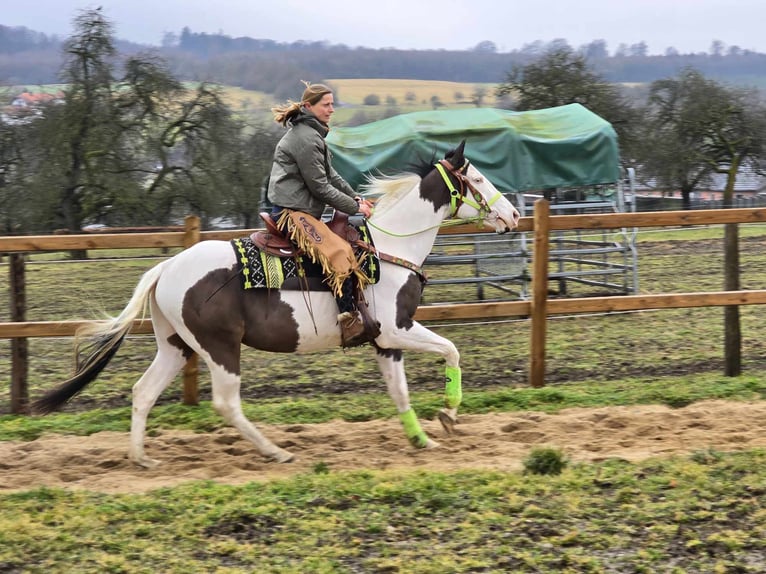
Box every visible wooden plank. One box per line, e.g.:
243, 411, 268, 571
413, 290, 766, 321
0, 232, 186, 253
0, 320, 154, 338
3, 207, 766, 254
548, 208, 766, 231
5, 290, 766, 339
546, 290, 766, 313
0, 219, 531, 253
200, 229, 259, 241
414, 300, 531, 321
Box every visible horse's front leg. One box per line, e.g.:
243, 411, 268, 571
375, 348, 440, 449
375, 321, 463, 439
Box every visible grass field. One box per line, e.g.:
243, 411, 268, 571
188, 79, 501, 126
326, 78, 498, 107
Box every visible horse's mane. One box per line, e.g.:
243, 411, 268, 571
360, 149, 438, 213
361, 172, 422, 213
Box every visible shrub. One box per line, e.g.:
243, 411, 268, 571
523, 446, 569, 475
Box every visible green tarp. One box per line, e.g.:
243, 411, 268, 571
327, 104, 620, 192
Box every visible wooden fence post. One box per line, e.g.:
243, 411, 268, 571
182, 215, 201, 405
529, 199, 550, 388
10, 254, 29, 413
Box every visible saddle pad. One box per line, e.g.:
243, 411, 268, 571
230, 229, 380, 291
232, 237, 301, 289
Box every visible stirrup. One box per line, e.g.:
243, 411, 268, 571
338, 311, 379, 347
354, 290, 381, 340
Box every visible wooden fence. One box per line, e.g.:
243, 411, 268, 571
4, 204, 766, 414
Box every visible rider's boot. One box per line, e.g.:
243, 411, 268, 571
338, 310, 370, 347
337, 281, 381, 348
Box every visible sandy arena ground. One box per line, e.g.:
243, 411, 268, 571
2, 399, 765, 494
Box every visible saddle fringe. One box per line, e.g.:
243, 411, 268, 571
277, 210, 371, 297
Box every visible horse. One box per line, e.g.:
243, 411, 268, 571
32, 140, 520, 468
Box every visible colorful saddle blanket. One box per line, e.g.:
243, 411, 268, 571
230, 224, 380, 291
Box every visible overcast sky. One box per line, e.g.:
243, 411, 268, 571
3, 0, 765, 55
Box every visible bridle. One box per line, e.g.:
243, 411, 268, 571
356, 158, 505, 283
434, 158, 503, 219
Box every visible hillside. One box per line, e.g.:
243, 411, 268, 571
2, 23, 766, 92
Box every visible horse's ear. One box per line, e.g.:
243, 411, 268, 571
445, 139, 466, 166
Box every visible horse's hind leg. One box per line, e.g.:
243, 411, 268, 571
375, 349, 440, 449
128, 341, 188, 468
208, 363, 294, 463
128, 300, 188, 468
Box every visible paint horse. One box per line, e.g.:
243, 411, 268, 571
33, 140, 520, 468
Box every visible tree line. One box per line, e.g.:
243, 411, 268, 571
1, 9, 765, 244
2, 22, 766, 92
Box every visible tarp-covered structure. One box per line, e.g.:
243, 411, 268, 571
327, 104, 619, 192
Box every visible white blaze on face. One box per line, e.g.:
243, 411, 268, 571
462, 163, 520, 232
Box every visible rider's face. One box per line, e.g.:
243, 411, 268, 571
305, 93, 335, 124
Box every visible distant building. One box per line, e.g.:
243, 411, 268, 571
1, 90, 66, 125
636, 163, 766, 199
10, 90, 65, 108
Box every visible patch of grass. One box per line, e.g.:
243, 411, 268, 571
523, 447, 569, 475
1, 450, 765, 572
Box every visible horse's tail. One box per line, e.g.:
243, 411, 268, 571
32, 259, 171, 415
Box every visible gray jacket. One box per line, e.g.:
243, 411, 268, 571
267, 111, 358, 219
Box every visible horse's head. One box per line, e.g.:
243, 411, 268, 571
438, 140, 520, 233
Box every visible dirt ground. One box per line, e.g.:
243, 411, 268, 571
2, 399, 766, 494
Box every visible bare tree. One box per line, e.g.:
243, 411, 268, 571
644, 67, 766, 376
53, 7, 119, 248
23, 8, 243, 236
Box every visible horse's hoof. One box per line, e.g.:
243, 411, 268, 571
424, 438, 441, 449
437, 408, 458, 435
131, 456, 160, 469
267, 449, 295, 463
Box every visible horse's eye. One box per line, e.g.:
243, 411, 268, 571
473, 176, 483, 183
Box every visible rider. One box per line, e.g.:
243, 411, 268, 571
267, 81, 379, 348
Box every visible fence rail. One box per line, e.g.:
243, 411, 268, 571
4, 205, 766, 413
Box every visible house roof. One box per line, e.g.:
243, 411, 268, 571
11, 91, 64, 107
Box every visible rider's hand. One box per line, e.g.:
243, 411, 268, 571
356, 197, 373, 218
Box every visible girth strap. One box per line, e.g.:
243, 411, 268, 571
352, 239, 428, 284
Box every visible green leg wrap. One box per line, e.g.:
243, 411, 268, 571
444, 365, 463, 409
399, 408, 429, 448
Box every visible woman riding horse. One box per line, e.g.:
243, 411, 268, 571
33, 139, 521, 467
268, 81, 379, 347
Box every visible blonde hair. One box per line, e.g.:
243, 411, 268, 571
271, 81, 333, 126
